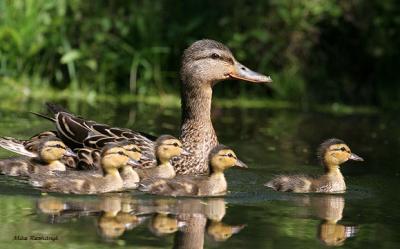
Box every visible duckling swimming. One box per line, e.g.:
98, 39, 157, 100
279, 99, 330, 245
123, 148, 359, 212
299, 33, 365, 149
265, 138, 364, 193
139, 145, 247, 196
134, 135, 188, 180
0, 134, 75, 176
30, 144, 139, 194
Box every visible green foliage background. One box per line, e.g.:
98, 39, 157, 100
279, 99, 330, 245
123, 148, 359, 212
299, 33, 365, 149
0, 0, 399, 108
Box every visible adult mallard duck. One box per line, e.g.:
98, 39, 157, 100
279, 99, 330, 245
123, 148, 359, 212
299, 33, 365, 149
34, 39, 272, 175
265, 138, 364, 193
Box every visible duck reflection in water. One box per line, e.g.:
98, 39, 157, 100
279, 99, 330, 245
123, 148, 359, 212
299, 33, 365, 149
35, 194, 246, 247
293, 195, 358, 247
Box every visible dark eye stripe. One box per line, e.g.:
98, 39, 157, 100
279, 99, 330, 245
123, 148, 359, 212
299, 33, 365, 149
48, 145, 67, 150
194, 55, 234, 65
126, 148, 141, 152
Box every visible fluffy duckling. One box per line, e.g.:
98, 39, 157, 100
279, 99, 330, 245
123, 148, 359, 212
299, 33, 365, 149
0, 135, 75, 176
134, 135, 188, 180
265, 138, 364, 193
30, 144, 138, 194
139, 145, 247, 196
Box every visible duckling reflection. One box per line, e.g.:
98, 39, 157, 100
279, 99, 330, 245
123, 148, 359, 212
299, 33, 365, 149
148, 213, 186, 236
34, 194, 246, 246
293, 195, 358, 247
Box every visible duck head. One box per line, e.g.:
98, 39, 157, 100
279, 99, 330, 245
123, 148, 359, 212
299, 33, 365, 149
209, 145, 247, 173
318, 138, 364, 170
181, 39, 272, 86
155, 135, 189, 164
38, 137, 76, 163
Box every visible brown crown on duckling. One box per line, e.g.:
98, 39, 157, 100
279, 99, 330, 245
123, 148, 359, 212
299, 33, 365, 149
0, 133, 75, 177
139, 144, 247, 197
265, 138, 364, 193
33, 39, 270, 176
29, 143, 139, 194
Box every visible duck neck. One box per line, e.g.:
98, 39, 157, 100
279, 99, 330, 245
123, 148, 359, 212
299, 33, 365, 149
181, 80, 213, 125
324, 163, 343, 178
179, 79, 218, 174
48, 160, 66, 171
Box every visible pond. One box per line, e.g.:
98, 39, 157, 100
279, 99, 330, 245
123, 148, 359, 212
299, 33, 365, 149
0, 100, 399, 249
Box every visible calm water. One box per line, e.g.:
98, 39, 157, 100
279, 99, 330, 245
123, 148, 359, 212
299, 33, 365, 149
0, 100, 399, 249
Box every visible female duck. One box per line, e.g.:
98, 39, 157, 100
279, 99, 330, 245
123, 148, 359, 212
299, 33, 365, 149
30, 144, 139, 194
134, 135, 188, 180
139, 145, 247, 197
0, 134, 75, 176
265, 138, 364, 193
37, 39, 271, 175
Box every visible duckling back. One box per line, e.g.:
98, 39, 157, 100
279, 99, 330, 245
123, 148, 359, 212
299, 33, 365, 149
265, 175, 313, 193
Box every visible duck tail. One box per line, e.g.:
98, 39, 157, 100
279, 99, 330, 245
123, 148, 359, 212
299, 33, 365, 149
29, 112, 56, 122
0, 137, 37, 157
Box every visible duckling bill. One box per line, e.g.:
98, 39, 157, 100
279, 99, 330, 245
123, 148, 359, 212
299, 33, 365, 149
265, 139, 363, 193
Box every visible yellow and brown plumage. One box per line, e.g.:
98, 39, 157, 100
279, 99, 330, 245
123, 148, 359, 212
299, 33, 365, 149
0, 132, 76, 176
139, 145, 247, 197
265, 138, 364, 193
29, 144, 140, 194
32, 40, 271, 176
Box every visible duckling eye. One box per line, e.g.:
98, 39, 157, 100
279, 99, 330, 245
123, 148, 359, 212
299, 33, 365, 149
227, 153, 234, 158
211, 53, 220, 59
340, 147, 346, 152
173, 142, 179, 147
118, 151, 125, 156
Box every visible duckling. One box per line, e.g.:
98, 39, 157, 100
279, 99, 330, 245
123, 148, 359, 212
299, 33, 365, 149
134, 135, 188, 180
265, 138, 364, 193
139, 145, 247, 196
30, 144, 139, 194
0, 135, 75, 176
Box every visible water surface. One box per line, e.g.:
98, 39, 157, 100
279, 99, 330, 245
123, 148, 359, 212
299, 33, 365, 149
0, 101, 399, 249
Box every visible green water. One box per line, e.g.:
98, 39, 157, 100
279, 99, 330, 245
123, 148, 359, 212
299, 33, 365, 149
0, 101, 399, 249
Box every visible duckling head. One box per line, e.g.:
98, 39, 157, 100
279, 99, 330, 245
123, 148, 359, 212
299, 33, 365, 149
181, 39, 272, 86
38, 137, 76, 163
101, 145, 139, 172
209, 145, 247, 173
118, 142, 142, 161
318, 139, 364, 170
207, 222, 246, 242
155, 135, 188, 164
149, 214, 186, 236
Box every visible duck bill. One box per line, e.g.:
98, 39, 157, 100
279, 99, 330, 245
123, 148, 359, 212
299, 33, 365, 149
234, 159, 248, 168
64, 148, 77, 157
127, 158, 141, 167
231, 224, 247, 234
228, 61, 272, 83
349, 153, 364, 161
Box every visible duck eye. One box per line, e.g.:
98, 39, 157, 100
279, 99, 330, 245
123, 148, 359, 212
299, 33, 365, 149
118, 151, 125, 156
340, 147, 346, 151
227, 153, 233, 157
173, 142, 179, 147
211, 53, 220, 59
